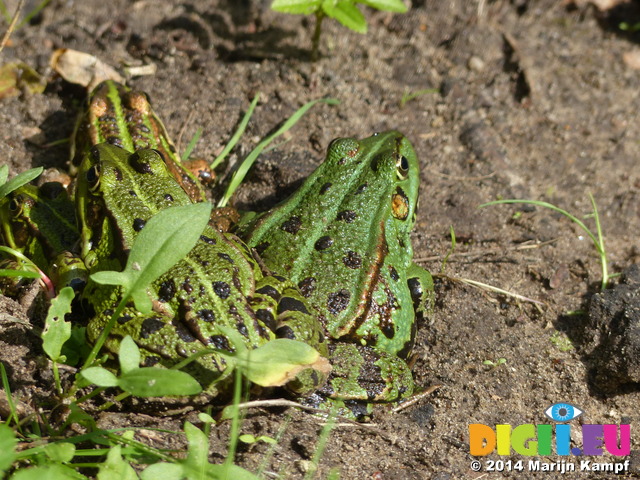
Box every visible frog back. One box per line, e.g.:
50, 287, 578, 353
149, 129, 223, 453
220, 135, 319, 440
242, 132, 422, 355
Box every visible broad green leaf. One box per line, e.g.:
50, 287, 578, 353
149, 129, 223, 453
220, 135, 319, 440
80, 367, 119, 387
0, 424, 17, 475
236, 339, 330, 387
238, 434, 277, 445
42, 287, 74, 361
67, 403, 97, 431
198, 412, 215, 424
96, 445, 138, 480
271, 0, 322, 14
91, 202, 212, 314
87, 270, 122, 285
359, 0, 407, 13
118, 368, 202, 397
61, 327, 88, 366
322, 0, 367, 33
183, 422, 209, 476
0, 167, 43, 199
11, 464, 86, 480
141, 463, 183, 480
43, 442, 75, 463
118, 336, 140, 375
208, 464, 261, 480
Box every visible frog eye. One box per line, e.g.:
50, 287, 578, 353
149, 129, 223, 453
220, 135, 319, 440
395, 155, 409, 180
86, 164, 101, 191
8, 197, 24, 217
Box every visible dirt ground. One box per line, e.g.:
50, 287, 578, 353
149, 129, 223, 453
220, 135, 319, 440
2, 0, 640, 478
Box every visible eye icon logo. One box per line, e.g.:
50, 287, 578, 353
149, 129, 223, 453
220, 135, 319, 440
544, 403, 583, 422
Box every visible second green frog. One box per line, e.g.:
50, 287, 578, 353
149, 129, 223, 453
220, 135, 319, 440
239, 131, 434, 408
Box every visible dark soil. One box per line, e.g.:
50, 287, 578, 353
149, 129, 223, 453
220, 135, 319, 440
2, 0, 640, 478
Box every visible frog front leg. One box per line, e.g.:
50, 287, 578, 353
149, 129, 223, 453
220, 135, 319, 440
407, 262, 435, 316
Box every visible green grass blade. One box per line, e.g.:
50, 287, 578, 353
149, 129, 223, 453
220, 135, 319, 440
217, 97, 339, 207
588, 193, 608, 289
181, 127, 203, 161
480, 198, 609, 290
440, 225, 456, 274
399, 87, 438, 108
0, 1, 10, 24
480, 199, 601, 253
0, 363, 19, 430
0, 268, 41, 278
211, 93, 260, 170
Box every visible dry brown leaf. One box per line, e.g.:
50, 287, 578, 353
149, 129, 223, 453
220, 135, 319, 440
50, 48, 124, 90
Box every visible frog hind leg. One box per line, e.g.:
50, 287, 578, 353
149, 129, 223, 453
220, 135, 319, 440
252, 275, 331, 395
301, 342, 415, 420
86, 294, 229, 394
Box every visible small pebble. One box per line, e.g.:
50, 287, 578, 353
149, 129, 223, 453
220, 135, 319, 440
468, 56, 485, 72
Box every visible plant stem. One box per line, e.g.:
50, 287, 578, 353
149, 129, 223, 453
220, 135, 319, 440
225, 367, 243, 468
311, 10, 325, 62
589, 193, 608, 289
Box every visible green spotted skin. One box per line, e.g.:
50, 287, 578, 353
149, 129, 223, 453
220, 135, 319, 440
0, 183, 87, 291
241, 131, 433, 360
72, 80, 207, 202
77, 144, 327, 395
0, 183, 77, 259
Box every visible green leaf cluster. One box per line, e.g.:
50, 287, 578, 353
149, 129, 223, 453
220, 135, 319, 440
271, 0, 408, 59
272, 0, 407, 33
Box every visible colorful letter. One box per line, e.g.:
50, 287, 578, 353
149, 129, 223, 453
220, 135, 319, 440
511, 424, 536, 455
469, 424, 496, 456
496, 424, 511, 455
537, 424, 552, 455
556, 424, 571, 455
603, 424, 630, 456
582, 424, 604, 455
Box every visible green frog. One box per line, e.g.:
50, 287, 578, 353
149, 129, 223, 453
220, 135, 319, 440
239, 131, 434, 408
0, 182, 87, 292
71, 80, 238, 232
78, 142, 422, 414
72, 80, 209, 203
76, 143, 329, 396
